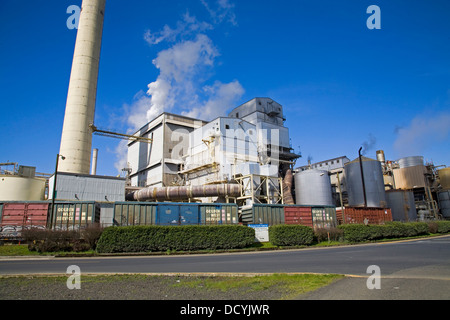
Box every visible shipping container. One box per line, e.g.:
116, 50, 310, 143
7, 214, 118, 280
199, 204, 238, 225
312, 207, 337, 229
241, 204, 285, 226
242, 204, 337, 229
0, 202, 49, 238
0, 201, 101, 238
157, 204, 199, 225
284, 206, 312, 227
112, 202, 239, 226
50, 201, 100, 230
336, 207, 392, 225
113, 202, 157, 226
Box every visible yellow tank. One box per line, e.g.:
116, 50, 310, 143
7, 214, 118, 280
0, 175, 46, 201
439, 168, 450, 190
393, 165, 426, 189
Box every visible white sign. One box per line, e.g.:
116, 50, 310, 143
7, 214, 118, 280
248, 224, 269, 242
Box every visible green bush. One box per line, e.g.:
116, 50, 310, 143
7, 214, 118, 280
337, 224, 373, 242
22, 228, 89, 253
96, 225, 255, 253
314, 227, 344, 242
338, 222, 430, 243
436, 221, 450, 233
269, 225, 314, 246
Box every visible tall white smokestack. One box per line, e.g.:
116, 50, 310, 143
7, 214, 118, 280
90, 148, 98, 175
59, 0, 106, 174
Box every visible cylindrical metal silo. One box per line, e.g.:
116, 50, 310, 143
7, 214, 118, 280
437, 191, 450, 219
294, 169, 334, 206
0, 175, 46, 201
385, 190, 417, 222
344, 156, 387, 208
438, 168, 450, 190
398, 156, 424, 169
393, 156, 426, 189
59, 0, 106, 174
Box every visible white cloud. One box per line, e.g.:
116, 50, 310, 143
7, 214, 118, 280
201, 0, 237, 26
145, 34, 221, 122
114, 1, 243, 172
144, 12, 212, 46
183, 80, 244, 120
393, 112, 450, 158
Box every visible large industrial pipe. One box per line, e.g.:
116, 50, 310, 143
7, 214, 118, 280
126, 184, 242, 202
59, 0, 106, 174
283, 169, 295, 205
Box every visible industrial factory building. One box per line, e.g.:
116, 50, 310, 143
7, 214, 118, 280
125, 97, 300, 205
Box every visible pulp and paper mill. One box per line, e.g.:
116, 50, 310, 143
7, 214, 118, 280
1, 0, 449, 237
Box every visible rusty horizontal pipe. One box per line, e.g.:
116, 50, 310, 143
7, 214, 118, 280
126, 184, 242, 202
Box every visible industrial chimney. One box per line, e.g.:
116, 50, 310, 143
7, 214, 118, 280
58, 0, 106, 174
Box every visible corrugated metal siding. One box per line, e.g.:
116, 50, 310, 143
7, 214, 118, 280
50, 174, 126, 202
157, 204, 200, 225
243, 204, 337, 228
284, 206, 313, 227
312, 207, 337, 229
113, 202, 157, 226
112, 202, 239, 226
51, 201, 100, 230
0, 202, 49, 228
200, 204, 238, 225
243, 204, 285, 226
337, 207, 392, 225
392, 166, 426, 189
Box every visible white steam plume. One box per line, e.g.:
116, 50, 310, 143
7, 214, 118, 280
393, 112, 450, 158
113, 1, 244, 173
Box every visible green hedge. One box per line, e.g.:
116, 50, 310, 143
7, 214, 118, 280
337, 221, 447, 243
96, 225, 255, 253
434, 221, 450, 233
269, 225, 314, 246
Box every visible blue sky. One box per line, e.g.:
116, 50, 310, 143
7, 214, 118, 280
1, 0, 449, 176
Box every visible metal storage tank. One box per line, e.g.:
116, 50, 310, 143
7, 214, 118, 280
385, 190, 417, 222
398, 156, 424, 168
392, 155, 426, 190
392, 166, 426, 189
344, 156, 387, 208
294, 169, 334, 206
438, 168, 450, 190
0, 175, 46, 201
437, 191, 450, 219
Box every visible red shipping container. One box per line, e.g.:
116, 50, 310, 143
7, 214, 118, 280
284, 206, 313, 227
337, 207, 392, 225
1, 203, 49, 228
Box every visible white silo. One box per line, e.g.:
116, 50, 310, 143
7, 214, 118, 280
59, 0, 106, 174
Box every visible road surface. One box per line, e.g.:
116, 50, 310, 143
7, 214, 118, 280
1, 235, 449, 299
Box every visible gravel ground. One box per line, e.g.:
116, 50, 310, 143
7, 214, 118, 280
0, 275, 307, 300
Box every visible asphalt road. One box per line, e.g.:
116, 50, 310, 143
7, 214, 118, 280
1, 235, 450, 299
